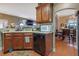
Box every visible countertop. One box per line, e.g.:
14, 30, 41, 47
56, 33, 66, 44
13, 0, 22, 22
2, 31, 53, 34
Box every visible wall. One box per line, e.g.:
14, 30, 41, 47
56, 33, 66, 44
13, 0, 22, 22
56, 16, 69, 30
0, 13, 18, 25
56, 15, 76, 30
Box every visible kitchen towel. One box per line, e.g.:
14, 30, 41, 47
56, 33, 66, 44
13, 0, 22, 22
25, 37, 30, 43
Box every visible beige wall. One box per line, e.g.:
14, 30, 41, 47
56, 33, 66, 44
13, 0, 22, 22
56, 16, 69, 30
56, 15, 76, 30
0, 13, 18, 25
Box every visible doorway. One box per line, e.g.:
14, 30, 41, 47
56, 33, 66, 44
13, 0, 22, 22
55, 8, 78, 56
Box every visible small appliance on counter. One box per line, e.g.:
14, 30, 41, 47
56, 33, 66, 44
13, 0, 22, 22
40, 24, 52, 32
32, 23, 40, 31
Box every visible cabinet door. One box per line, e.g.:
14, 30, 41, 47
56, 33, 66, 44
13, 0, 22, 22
4, 38, 12, 53
42, 4, 51, 23
45, 33, 53, 55
12, 37, 24, 49
24, 36, 33, 49
36, 6, 42, 23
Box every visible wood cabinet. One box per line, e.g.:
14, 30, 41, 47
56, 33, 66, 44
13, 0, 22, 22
36, 3, 53, 23
24, 32, 33, 49
3, 33, 12, 53
45, 33, 53, 55
3, 32, 33, 53
12, 33, 24, 50
36, 6, 42, 23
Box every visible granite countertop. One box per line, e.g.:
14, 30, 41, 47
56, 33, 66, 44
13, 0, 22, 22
2, 31, 53, 34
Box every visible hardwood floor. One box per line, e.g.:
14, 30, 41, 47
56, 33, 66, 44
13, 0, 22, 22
49, 39, 77, 56
0, 39, 77, 56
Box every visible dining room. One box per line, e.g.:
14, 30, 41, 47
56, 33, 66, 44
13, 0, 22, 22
55, 8, 78, 55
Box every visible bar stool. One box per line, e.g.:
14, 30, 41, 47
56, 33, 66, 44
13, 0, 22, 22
69, 29, 76, 45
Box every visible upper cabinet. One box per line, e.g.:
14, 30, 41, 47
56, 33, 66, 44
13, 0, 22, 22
36, 3, 53, 23
36, 6, 42, 23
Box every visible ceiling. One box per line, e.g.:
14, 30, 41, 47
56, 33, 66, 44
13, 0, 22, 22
56, 9, 77, 16
0, 3, 38, 20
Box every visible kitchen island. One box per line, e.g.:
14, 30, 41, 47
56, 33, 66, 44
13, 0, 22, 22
2, 31, 53, 56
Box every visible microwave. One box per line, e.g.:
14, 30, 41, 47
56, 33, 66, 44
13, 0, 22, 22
40, 25, 52, 32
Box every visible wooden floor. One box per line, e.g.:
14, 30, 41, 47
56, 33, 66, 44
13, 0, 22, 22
49, 39, 77, 56
0, 39, 77, 56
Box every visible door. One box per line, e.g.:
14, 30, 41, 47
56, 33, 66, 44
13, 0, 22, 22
4, 38, 12, 53
12, 37, 24, 49
24, 36, 33, 49
42, 4, 50, 23
36, 6, 42, 23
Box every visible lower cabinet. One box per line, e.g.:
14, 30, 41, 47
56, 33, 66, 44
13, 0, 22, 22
24, 33, 33, 49
3, 32, 33, 53
4, 38, 12, 53
3, 33, 13, 53
12, 37, 24, 50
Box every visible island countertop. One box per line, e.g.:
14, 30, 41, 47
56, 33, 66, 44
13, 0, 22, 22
2, 31, 53, 34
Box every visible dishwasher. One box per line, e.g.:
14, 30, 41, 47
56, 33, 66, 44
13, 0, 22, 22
33, 33, 45, 55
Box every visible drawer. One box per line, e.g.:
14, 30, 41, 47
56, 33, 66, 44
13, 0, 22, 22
24, 33, 33, 36
13, 33, 24, 37
4, 33, 12, 37
4, 37, 12, 39
13, 37, 24, 39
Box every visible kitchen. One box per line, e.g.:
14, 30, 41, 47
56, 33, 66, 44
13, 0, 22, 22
0, 3, 78, 56
0, 3, 53, 56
